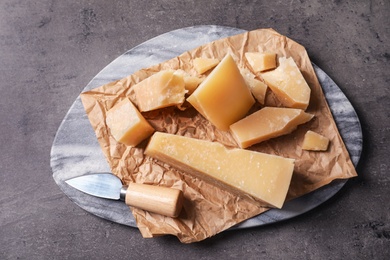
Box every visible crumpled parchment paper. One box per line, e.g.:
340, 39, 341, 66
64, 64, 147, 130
80, 28, 357, 243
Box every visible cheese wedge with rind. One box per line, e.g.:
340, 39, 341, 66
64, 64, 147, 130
187, 54, 255, 131
230, 107, 314, 148
145, 132, 295, 208
302, 130, 330, 151
106, 98, 154, 146
133, 70, 186, 112
261, 57, 311, 110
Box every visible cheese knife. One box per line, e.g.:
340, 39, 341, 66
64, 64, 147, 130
65, 173, 183, 218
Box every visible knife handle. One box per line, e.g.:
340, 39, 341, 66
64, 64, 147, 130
122, 183, 184, 218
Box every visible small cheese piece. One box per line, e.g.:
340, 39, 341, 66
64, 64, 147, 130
145, 132, 295, 208
230, 107, 314, 148
106, 98, 154, 146
260, 57, 311, 110
174, 69, 204, 94
187, 54, 255, 131
302, 130, 330, 151
184, 76, 203, 94
193, 58, 220, 74
240, 67, 268, 104
133, 70, 186, 112
245, 52, 277, 72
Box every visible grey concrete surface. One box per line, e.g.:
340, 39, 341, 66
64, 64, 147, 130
0, 0, 389, 259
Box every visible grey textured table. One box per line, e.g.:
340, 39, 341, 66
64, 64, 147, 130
1, 1, 389, 259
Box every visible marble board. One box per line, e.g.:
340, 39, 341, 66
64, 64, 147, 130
50, 25, 362, 229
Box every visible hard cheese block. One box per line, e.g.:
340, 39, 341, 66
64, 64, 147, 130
133, 70, 186, 112
245, 52, 277, 72
261, 57, 311, 110
187, 54, 255, 131
230, 107, 314, 148
145, 132, 295, 209
302, 130, 330, 151
106, 98, 155, 146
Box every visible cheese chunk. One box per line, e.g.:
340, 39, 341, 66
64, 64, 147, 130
230, 107, 314, 148
133, 70, 186, 112
240, 67, 268, 104
193, 58, 219, 74
245, 52, 277, 72
302, 130, 330, 151
261, 57, 311, 110
106, 98, 154, 146
174, 69, 204, 94
187, 54, 255, 131
145, 132, 295, 208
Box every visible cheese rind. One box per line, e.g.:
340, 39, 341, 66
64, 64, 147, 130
240, 67, 268, 104
230, 107, 314, 148
145, 132, 295, 208
187, 54, 255, 130
193, 58, 220, 74
245, 52, 277, 72
133, 70, 186, 112
302, 130, 330, 151
260, 57, 311, 110
106, 98, 155, 146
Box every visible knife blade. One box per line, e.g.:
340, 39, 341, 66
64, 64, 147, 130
65, 173, 183, 218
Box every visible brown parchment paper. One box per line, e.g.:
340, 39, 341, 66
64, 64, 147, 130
80, 28, 357, 243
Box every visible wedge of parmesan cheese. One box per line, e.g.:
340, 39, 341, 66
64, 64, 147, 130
245, 52, 277, 72
261, 57, 311, 110
230, 107, 313, 148
193, 58, 220, 74
187, 54, 255, 131
106, 98, 154, 146
302, 130, 330, 151
145, 132, 295, 208
133, 70, 186, 112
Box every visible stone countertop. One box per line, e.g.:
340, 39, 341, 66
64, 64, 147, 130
1, 1, 388, 259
